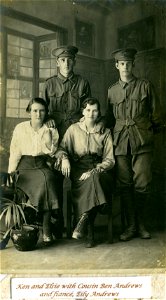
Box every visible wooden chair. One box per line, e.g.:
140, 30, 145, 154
0, 172, 14, 249
0, 172, 14, 200
0, 172, 10, 186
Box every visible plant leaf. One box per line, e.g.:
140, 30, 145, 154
15, 205, 20, 228
17, 205, 26, 225
0, 199, 13, 210
3, 228, 11, 239
12, 202, 17, 226
23, 202, 37, 211
5, 205, 12, 228
0, 207, 9, 221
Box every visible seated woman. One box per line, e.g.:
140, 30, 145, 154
56, 97, 115, 247
8, 97, 59, 244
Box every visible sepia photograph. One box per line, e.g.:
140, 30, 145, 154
0, 0, 166, 299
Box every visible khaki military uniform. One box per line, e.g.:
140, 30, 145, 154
107, 76, 161, 193
107, 47, 162, 240
43, 72, 91, 141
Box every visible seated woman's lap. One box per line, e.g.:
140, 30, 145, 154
16, 167, 59, 211
71, 171, 113, 219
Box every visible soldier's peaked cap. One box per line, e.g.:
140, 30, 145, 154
52, 45, 78, 58
112, 48, 137, 61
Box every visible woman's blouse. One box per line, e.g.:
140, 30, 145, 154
57, 119, 115, 171
8, 121, 59, 173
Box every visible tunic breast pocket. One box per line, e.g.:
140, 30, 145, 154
48, 91, 64, 112
113, 98, 125, 118
68, 91, 80, 111
132, 94, 148, 117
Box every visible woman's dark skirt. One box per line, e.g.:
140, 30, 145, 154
70, 155, 113, 219
16, 155, 59, 212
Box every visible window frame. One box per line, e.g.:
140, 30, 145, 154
0, 7, 67, 120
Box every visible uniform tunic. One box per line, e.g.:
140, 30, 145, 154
107, 76, 162, 192
8, 121, 59, 211
57, 120, 115, 218
43, 72, 91, 141
107, 77, 161, 155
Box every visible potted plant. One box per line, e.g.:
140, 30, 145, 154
0, 188, 39, 251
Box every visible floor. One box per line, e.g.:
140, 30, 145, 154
0, 226, 165, 300
1, 226, 165, 275
0, 171, 165, 276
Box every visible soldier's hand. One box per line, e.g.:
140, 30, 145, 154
45, 119, 56, 129
100, 121, 106, 134
96, 118, 105, 134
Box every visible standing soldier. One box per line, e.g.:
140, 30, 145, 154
106, 48, 162, 241
43, 45, 91, 142
43, 45, 91, 237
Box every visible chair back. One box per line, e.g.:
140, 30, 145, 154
0, 172, 14, 200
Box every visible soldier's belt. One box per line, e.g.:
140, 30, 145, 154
116, 119, 135, 127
